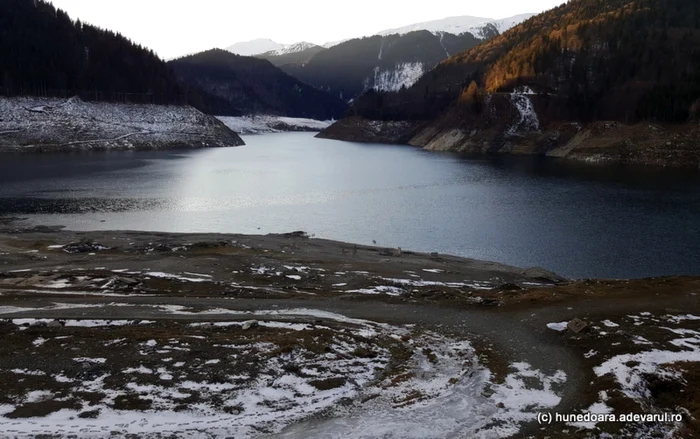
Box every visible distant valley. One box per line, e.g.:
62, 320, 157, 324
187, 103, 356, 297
168, 49, 347, 120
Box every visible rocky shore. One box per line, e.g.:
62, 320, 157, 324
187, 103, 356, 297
0, 219, 698, 438
319, 96, 700, 169
0, 96, 245, 152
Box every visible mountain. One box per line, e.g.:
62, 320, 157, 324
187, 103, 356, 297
476, 14, 539, 38
226, 38, 285, 56
277, 31, 483, 101
225, 39, 324, 59
0, 0, 185, 104
273, 15, 534, 101
322, 0, 700, 168
377, 15, 492, 36
168, 49, 348, 119
377, 14, 536, 39
257, 43, 326, 67
263, 42, 319, 56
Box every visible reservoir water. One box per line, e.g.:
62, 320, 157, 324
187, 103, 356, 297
1, 132, 698, 279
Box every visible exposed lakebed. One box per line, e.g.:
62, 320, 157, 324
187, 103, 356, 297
1, 132, 699, 279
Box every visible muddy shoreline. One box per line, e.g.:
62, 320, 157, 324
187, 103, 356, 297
318, 117, 700, 169
0, 219, 699, 438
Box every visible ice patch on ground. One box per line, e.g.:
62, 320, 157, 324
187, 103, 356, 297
379, 277, 493, 290
567, 391, 614, 429
73, 357, 107, 364
594, 325, 700, 400
0, 306, 37, 315
276, 338, 565, 439
347, 286, 405, 296
8, 318, 152, 328
0, 317, 394, 438
546, 322, 568, 332
143, 271, 209, 283
665, 314, 700, 323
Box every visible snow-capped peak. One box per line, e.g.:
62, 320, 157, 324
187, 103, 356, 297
264, 42, 319, 56
378, 15, 493, 36
226, 39, 285, 56
472, 13, 537, 38
377, 13, 535, 38
226, 40, 323, 57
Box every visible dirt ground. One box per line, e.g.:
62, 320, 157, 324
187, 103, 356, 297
1, 218, 699, 438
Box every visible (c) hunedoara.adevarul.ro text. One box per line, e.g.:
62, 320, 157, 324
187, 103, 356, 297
537, 412, 683, 425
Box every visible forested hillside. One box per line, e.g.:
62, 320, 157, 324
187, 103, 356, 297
279, 31, 483, 100
169, 49, 348, 119
0, 0, 185, 104
349, 0, 700, 124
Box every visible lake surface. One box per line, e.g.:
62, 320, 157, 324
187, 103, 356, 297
1, 132, 699, 279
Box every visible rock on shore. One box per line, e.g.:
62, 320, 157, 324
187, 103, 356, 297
0, 96, 245, 152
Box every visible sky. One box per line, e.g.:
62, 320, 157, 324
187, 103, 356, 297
48, 0, 566, 60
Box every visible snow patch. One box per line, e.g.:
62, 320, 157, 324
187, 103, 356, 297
594, 327, 700, 400
0, 306, 36, 315
369, 63, 425, 92
507, 89, 540, 135
217, 115, 331, 135
347, 286, 405, 296
377, 13, 535, 38
263, 41, 319, 56
143, 271, 209, 283
547, 322, 569, 332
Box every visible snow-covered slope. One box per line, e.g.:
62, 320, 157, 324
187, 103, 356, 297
488, 14, 537, 34
0, 96, 244, 151
228, 40, 325, 57
378, 15, 492, 36
366, 63, 426, 92
377, 13, 535, 38
263, 42, 319, 56
226, 39, 285, 56
217, 115, 332, 135
470, 13, 537, 38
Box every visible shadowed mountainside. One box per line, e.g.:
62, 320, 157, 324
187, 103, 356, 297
169, 49, 348, 119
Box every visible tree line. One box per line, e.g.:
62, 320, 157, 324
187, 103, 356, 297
0, 0, 186, 105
